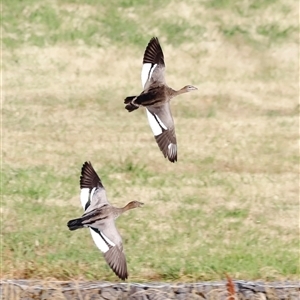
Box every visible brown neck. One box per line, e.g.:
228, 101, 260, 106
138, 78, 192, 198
122, 201, 137, 212
173, 87, 189, 97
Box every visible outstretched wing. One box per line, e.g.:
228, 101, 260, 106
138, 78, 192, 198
141, 37, 166, 89
104, 245, 128, 281
80, 161, 109, 212
102, 219, 127, 281
78, 162, 120, 271
88, 221, 127, 280
85, 212, 128, 281
146, 103, 177, 162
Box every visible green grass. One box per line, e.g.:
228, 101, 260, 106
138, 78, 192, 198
2, 0, 299, 283
3, 0, 298, 49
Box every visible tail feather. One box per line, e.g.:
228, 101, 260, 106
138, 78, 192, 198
124, 96, 139, 112
125, 103, 139, 112
67, 218, 84, 231
124, 96, 136, 104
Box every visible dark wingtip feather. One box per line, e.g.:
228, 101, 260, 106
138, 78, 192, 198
154, 134, 177, 163
104, 246, 128, 281
168, 155, 177, 163
143, 37, 165, 66
167, 144, 177, 163
80, 161, 103, 189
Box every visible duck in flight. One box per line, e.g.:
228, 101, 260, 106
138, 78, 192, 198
124, 37, 197, 162
67, 161, 143, 280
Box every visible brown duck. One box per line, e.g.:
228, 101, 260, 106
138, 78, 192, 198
67, 161, 143, 280
124, 37, 197, 162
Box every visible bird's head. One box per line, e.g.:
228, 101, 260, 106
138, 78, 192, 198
127, 201, 144, 209
184, 85, 198, 92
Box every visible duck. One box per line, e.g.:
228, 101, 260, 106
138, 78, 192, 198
124, 37, 197, 163
67, 161, 143, 281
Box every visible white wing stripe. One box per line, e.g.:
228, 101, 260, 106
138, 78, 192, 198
89, 228, 115, 253
146, 109, 162, 136
146, 109, 168, 136
148, 64, 157, 82
90, 187, 96, 202
80, 188, 90, 209
141, 63, 157, 88
155, 114, 167, 130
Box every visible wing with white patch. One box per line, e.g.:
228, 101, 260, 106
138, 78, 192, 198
141, 37, 165, 89
80, 161, 109, 211
80, 188, 91, 210
99, 219, 126, 281
89, 227, 113, 253
88, 216, 123, 260
79, 162, 113, 254
155, 131, 177, 163
146, 103, 177, 162
141, 63, 165, 90
83, 187, 109, 214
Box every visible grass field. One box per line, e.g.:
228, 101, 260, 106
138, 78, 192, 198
2, 0, 299, 282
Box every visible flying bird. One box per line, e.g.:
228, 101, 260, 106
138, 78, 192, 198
67, 161, 143, 280
124, 37, 197, 162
